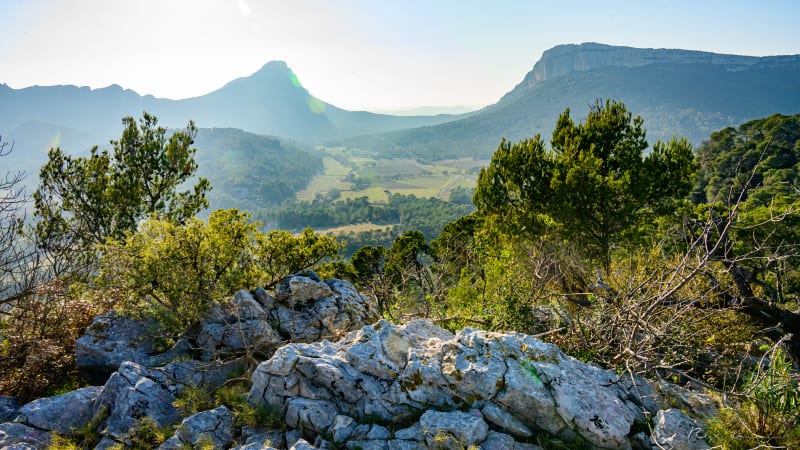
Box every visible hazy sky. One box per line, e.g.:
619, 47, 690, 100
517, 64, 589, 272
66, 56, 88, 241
2, 0, 798, 111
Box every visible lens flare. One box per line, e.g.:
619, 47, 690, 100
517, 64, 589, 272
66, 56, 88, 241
50, 131, 61, 149
308, 97, 325, 114
289, 71, 302, 88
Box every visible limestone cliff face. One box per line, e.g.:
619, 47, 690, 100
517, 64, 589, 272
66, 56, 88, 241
530, 42, 798, 84
500, 42, 800, 104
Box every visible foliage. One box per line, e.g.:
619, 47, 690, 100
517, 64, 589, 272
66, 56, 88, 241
259, 192, 474, 254
707, 346, 800, 449
125, 416, 173, 450
33, 112, 210, 264
255, 227, 343, 288
193, 128, 321, 209
214, 382, 284, 428
0, 280, 107, 401
173, 384, 215, 417
98, 209, 260, 336
474, 99, 696, 267
693, 113, 800, 303
95, 210, 342, 338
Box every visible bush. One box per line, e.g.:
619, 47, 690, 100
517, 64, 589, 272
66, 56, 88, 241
0, 280, 106, 401
707, 346, 800, 448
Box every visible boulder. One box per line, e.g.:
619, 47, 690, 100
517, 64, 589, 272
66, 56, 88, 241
0, 396, 19, 423
75, 312, 158, 382
0, 422, 50, 449
18, 386, 102, 436
250, 320, 652, 449
197, 289, 284, 360
92, 361, 181, 443
651, 409, 710, 450
157, 406, 235, 449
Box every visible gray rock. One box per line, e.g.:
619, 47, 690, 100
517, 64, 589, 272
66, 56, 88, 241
0, 396, 19, 423
656, 381, 719, 420
253, 286, 276, 308
160, 358, 247, 390
481, 431, 518, 450
394, 423, 422, 441
419, 409, 489, 448
197, 290, 284, 360
0, 423, 51, 449
75, 312, 158, 381
366, 424, 391, 440
94, 436, 122, 449
158, 406, 235, 449
249, 320, 655, 450
482, 401, 534, 438
387, 440, 425, 450
651, 409, 710, 450
19, 386, 102, 436
285, 429, 304, 448
285, 397, 339, 434
93, 361, 180, 442
276, 275, 333, 307
290, 438, 318, 450
329, 414, 358, 443
535, 354, 637, 449
344, 440, 387, 450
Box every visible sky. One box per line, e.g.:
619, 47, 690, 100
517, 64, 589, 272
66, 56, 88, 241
1, 0, 799, 112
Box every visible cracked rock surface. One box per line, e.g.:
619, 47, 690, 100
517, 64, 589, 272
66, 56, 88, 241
250, 319, 678, 449
158, 405, 236, 449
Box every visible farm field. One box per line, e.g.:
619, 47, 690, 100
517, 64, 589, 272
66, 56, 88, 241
296, 147, 487, 203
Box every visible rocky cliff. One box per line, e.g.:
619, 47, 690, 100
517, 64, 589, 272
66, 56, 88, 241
527, 42, 798, 86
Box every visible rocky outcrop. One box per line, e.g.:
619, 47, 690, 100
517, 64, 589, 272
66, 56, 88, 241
249, 319, 711, 449
17, 386, 102, 436
1, 274, 721, 449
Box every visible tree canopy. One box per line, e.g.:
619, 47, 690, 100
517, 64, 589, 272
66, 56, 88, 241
33, 112, 211, 258
474, 99, 696, 266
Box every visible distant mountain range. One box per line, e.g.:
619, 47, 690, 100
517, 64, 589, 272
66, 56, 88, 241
342, 42, 800, 160
2, 42, 799, 189
0, 61, 459, 171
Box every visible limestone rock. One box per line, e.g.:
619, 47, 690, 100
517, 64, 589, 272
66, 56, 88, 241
651, 409, 710, 450
157, 406, 235, 449
250, 320, 651, 449
275, 274, 333, 307
93, 361, 180, 442
18, 386, 102, 436
419, 409, 489, 448
481, 431, 519, 450
198, 276, 378, 360
197, 289, 284, 360
0, 396, 19, 423
0, 423, 51, 449
159, 359, 247, 390
655, 381, 719, 420
75, 312, 158, 381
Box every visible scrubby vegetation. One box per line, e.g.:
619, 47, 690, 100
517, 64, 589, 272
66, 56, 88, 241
2, 105, 800, 447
